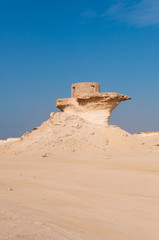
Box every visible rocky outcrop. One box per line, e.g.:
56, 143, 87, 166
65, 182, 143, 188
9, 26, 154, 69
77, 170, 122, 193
0, 112, 145, 157
56, 83, 131, 125
0, 138, 20, 145
134, 131, 159, 147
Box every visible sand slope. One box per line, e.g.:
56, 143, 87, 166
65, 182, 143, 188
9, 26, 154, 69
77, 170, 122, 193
1, 112, 158, 156
0, 112, 159, 240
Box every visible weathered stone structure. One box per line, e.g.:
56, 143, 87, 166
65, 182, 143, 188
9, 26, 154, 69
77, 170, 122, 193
71, 82, 100, 97
56, 82, 131, 126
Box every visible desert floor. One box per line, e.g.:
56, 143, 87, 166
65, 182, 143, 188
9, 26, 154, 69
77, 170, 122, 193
0, 151, 159, 240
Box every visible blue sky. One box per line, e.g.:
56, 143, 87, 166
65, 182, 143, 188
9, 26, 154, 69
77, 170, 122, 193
0, 0, 159, 139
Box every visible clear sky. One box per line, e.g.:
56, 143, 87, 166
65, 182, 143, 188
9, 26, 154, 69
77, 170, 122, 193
0, 0, 159, 139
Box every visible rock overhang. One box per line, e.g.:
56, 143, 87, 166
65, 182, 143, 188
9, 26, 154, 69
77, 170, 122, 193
56, 82, 131, 125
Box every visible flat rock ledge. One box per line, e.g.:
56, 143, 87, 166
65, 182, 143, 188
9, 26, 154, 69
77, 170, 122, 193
56, 92, 131, 126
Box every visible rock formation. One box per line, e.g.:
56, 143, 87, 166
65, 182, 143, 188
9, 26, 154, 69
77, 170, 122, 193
56, 82, 131, 125
1, 82, 158, 156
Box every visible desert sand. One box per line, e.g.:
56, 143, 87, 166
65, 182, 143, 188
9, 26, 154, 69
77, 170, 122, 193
0, 111, 159, 240
0, 83, 159, 240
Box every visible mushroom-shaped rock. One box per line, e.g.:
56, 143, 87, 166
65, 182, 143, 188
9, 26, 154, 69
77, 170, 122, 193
56, 82, 131, 126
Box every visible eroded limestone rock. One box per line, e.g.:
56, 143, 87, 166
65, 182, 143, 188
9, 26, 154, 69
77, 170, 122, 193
56, 82, 131, 125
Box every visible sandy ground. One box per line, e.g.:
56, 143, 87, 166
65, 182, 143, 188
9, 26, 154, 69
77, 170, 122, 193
0, 113, 159, 240
0, 150, 159, 240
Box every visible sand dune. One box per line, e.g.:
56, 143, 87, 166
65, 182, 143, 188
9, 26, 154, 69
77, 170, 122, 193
1, 112, 158, 156
0, 111, 159, 240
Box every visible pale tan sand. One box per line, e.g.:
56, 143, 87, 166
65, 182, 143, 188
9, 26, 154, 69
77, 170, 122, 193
0, 112, 159, 240
0, 152, 159, 240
